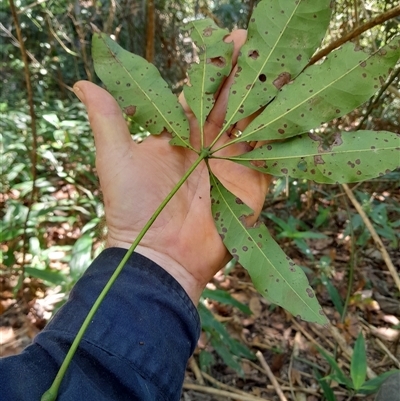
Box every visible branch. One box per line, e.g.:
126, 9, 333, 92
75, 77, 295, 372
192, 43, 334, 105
9, 0, 38, 277
256, 351, 288, 401
341, 184, 400, 292
309, 4, 400, 66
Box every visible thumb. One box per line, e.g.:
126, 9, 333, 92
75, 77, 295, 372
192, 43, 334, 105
73, 81, 133, 154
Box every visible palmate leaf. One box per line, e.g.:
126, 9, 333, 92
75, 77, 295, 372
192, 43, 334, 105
209, 172, 327, 325
183, 19, 233, 138
237, 37, 400, 142
223, 0, 332, 126
92, 33, 192, 149
226, 130, 400, 184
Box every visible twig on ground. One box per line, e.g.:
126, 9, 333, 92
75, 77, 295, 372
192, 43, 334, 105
183, 383, 269, 401
288, 332, 302, 401
202, 372, 256, 398
308, 324, 336, 350
256, 351, 288, 401
290, 319, 342, 359
342, 184, 400, 292
374, 338, 400, 369
308, 4, 400, 65
189, 357, 204, 385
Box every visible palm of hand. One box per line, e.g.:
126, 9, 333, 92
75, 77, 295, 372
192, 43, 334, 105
98, 115, 270, 286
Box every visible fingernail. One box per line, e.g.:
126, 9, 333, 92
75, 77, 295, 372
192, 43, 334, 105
73, 85, 86, 105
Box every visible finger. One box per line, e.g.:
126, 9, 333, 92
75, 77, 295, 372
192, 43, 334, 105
73, 81, 134, 156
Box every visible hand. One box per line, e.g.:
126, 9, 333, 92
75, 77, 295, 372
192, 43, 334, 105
73, 30, 271, 304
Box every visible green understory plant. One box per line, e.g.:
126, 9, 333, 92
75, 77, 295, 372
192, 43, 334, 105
41, 0, 400, 399
316, 332, 400, 400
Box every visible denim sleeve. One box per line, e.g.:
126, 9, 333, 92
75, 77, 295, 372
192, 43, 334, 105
0, 248, 200, 400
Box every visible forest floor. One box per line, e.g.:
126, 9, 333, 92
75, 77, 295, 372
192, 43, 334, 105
1, 177, 399, 401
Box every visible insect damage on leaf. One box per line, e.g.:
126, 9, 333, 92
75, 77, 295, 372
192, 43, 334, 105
92, 32, 193, 149
209, 172, 327, 325
229, 131, 400, 184
222, 0, 333, 126
182, 18, 233, 140
238, 36, 400, 143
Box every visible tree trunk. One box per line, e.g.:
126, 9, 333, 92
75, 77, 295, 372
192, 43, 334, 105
145, 0, 155, 62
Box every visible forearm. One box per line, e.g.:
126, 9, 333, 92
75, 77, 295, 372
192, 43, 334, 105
0, 249, 200, 400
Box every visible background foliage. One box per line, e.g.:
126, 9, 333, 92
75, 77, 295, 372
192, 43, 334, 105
1, 0, 399, 399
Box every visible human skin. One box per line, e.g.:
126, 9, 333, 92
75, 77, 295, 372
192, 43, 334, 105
73, 30, 271, 304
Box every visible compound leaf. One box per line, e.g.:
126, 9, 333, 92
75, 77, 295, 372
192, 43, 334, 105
92, 33, 192, 149
210, 173, 327, 325
183, 19, 233, 139
223, 0, 332, 127
239, 37, 400, 142
227, 130, 400, 183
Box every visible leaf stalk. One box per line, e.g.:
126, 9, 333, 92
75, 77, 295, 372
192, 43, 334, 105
41, 153, 206, 401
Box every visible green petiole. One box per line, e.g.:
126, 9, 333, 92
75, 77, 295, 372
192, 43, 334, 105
41, 152, 206, 401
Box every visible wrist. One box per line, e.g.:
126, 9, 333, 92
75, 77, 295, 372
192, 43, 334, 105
106, 239, 204, 305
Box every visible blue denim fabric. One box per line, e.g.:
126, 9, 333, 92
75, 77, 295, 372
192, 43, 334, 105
0, 249, 200, 400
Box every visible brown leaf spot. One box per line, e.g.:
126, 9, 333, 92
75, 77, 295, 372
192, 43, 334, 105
296, 54, 302, 61
207, 56, 226, 68
314, 155, 324, 165
273, 72, 291, 89
306, 288, 315, 298
347, 161, 355, 168
242, 246, 248, 251
124, 105, 136, 116
248, 50, 260, 59
235, 197, 244, 204
281, 168, 288, 174
331, 132, 343, 147
251, 160, 267, 168
355, 159, 361, 165
203, 26, 216, 37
